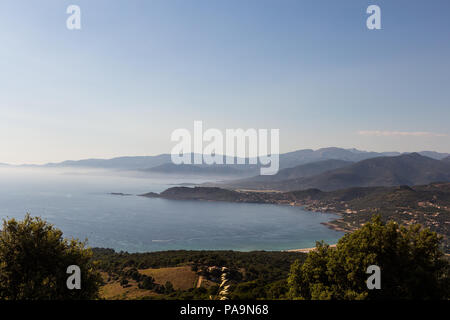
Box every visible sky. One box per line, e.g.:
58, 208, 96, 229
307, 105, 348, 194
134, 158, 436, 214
0, 0, 449, 164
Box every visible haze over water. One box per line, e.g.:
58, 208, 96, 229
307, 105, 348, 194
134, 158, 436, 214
0, 168, 343, 252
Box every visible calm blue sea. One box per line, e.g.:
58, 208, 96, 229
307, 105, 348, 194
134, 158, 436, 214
0, 168, 343, 252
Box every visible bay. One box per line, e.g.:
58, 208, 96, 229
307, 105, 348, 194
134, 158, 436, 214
0, 167, 343, 252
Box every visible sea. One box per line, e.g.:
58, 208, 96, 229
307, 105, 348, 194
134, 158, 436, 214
0, 167, 343, 252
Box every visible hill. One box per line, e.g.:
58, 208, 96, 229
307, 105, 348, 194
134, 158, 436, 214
278, 147, 396, 169
37, 147, 378, 170
141, 187, 244, 201
233, 153, 450, 191
6, 148, 448, 175
225, 159, 353, 189
290, 183, 450, 252
418, 151, 450, 160
44, 155, 172, 170
276, 148, 448, 168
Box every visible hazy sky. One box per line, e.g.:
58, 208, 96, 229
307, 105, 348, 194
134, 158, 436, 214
1, 0, 449, 164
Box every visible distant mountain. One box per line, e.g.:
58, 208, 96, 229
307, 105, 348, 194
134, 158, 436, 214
278, 148, 449, 169
418, 151, 450, 160
443, 156, 450, 163
224, 159, 353, 189
43, 155, 172, 170
8, 148, 448, 173
278, 147, 398, 169
144, 163, 253, 176
228, 153, 450, 192
40, 153, 252, 171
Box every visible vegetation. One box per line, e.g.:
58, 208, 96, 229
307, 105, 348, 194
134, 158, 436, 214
1, 215, 448, 300
92, 249, 303, 277
92, 249, 304, 300
288, 216, 450, 300
94, 217, 450, 300
295, 183, 450, 252
0, 214, 101, 300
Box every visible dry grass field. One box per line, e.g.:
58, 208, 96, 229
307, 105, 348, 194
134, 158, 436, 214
138, 266, 198, 290
99, 266, 215, 299
100, 279, 159, 300
100, 266, 223, 300
99, 271, 160, 300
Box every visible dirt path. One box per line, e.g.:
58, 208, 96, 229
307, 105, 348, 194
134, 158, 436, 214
196, 275, 204, 288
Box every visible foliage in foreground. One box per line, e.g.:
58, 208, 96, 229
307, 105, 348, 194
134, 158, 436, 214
1, 214, 448, 300
0, 214, 101, 300
93, 248, 304, 299
288, 216, 450, 300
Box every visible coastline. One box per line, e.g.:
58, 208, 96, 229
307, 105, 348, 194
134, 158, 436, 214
135, 189, 351, 252
137, 187, 351, 232
320, 220, 352, 233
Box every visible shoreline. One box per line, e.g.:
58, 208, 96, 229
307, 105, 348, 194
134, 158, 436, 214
137, 186, 353, 231
320, 220, 352, 233
124, 190, 351, 253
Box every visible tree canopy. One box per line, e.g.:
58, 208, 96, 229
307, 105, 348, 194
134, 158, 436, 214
0, 214, 101, 300
288, 215, 450, 300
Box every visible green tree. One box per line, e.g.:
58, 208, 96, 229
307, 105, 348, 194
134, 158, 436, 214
164, 281, 174, 294
288, 216, 450, 300
0, 214, 102, 300
139, 275, 155, 290
120, 278, 129, 287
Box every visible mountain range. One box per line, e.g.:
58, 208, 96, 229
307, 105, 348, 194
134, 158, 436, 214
43, 155, 172, 170
223, 153, 450, 191
4, 148, 449, 172
277, 148, 399, 169
224, 159, 354, 188
4, 146, 448, 198
2, 148, 450, 189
